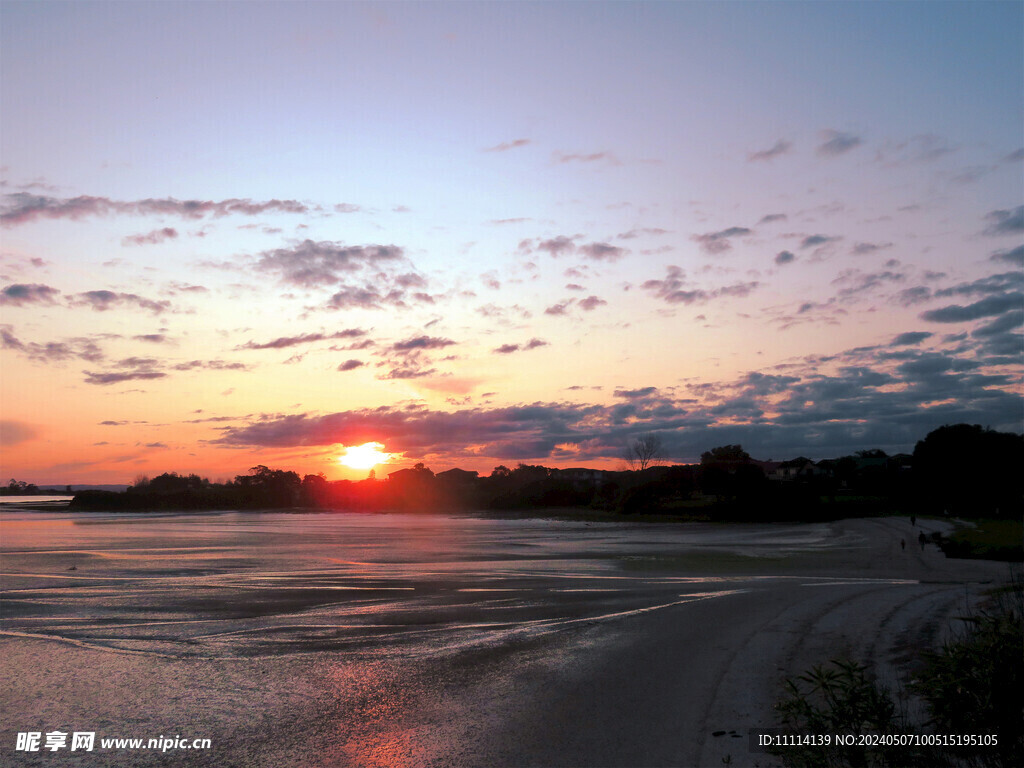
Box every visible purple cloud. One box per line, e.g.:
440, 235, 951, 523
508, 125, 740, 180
485, 139, 531, 152
0, 193, 310, 226
257, 240, 405, 287
0, 283, 61, 306
68, 290, 170, 314
83, 370, 167, 385
817, 130, 863, 157
748, 140, 792, 162
692, 227, 752, 254
238, 329, 367, 350
337, 359, 365, 371
121, 227, 178, 246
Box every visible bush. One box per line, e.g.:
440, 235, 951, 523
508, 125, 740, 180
772, 578, 1024, 768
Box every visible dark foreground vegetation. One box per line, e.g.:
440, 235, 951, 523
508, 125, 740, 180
58, 423, 1022, 554
771, 576, 1023, 768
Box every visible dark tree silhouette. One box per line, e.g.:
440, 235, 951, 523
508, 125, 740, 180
623, 433, 663, 471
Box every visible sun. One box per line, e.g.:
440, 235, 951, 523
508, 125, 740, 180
338, 442, 392, 470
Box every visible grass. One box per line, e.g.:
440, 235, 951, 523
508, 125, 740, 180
942, 518, 1023, 561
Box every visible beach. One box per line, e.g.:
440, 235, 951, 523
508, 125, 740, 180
0, 510, 1009, 767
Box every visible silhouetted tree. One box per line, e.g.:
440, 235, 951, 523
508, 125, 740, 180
913, 424, 1024, 517
623, 433, 663, 471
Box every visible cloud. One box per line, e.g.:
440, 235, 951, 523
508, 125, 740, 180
774, 251, 796, 266
121, 227, 178, 246
68, 290, 170, 314
616, 227, 669, 239
172, 360, 250, 371
983, 206, 1024, 236
641, 266, 759, 304
614, 387, 657, 399
817, 130, 863, 157
801, 234, 841, 249
494, 338, 549, 354
554, 151, 618, 164
832, 269, 905, 299
133, 334, 171, 344
579, 295, 607, 311
536, 236, 577, 257
237, 329, 367, 350
748, 140, 792, 162
991, 245, 1024, 266
1, 327, 104, 363
852, 242, 892, 255
392, 336, 456, 353
484, 139, 531, 152
0, 193, 310, 226
334, 203, 362, 213
1005, 148, 1024, 162
0, 283, 61, 306
325, 286, 406, 311
337, 359, 365, 371
758, 214, 787, 225
891, 331, 933, 346
544, 300, 572, 316
934, 271, 1023, 299
82, 370, 167, 385
920, 292, 1024, 322
692, 226, 752, 254
0, 419, 38, 446
578, 242, 626, 262
256, 240, 404, 287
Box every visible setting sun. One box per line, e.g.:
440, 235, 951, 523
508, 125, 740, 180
338, 442, 393, 470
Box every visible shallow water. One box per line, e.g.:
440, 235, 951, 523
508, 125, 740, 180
4, 510, 949, 767
1, 510, 840, 660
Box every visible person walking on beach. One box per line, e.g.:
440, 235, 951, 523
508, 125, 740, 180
910, 514, 916, 527
901, 538, 906, 551
919, 532, 927, 550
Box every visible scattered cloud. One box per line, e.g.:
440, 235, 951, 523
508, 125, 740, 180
392, 336, 456, 353
758, 214, 787, 225
121, 227, 178, 246
641, 266, 759, 304
256, 240, 404, 287
484, 139, 531, 152
774, 251, 796, 266
748, 140, 792, 162
817, 130, 863, 157
68, 290, 170, 314
0, 283, 61, 306
991, 245, 1024, 266
82, 370, 167, 385
494, 338, 549, 354
0, 193, 310, 226
920, 292, 1024, 322
237, 329, 367, 350
983, 205, 1024, 236
337, 359, 365, 371
692, 226, 752, 254
891, 331, 933, 346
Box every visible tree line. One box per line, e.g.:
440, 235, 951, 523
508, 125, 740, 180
64, 424, 1022, 523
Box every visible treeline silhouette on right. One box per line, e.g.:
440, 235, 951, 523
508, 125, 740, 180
69, 424, 1021, 528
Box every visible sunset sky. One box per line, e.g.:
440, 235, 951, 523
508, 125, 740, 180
1, 1, 1022, 484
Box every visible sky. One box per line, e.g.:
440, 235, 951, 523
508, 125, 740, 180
1, 1, 1022, 484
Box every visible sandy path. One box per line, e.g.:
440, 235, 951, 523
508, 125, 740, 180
420, 518, 1009, 768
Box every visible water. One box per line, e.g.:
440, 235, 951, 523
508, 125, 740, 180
3, 509, 982, 767
1, 509, 824, 660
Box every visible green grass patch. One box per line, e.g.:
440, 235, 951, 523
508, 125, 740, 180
944, 518, 1023, 562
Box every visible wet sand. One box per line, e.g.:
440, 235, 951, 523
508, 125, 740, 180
0, 510, 1010, 767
